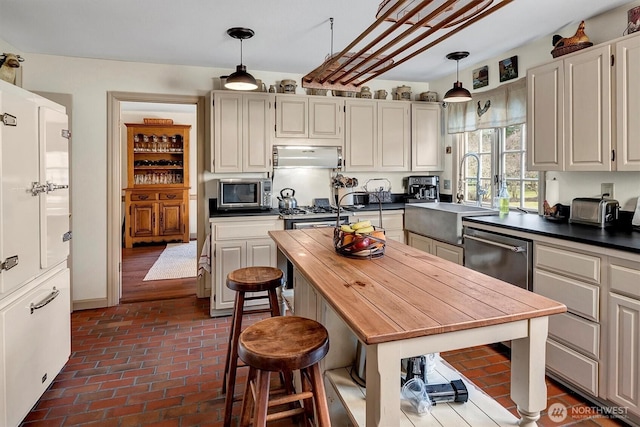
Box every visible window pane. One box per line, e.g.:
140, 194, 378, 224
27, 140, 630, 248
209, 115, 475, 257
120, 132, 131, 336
524, 181, 539, 209
481, 129, 494, 152
505, 126, 522, 150
467, 132, 480, 153
504, 153, 522, 179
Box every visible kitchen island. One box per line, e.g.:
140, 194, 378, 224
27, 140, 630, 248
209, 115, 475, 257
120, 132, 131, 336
269, 228, 566, 427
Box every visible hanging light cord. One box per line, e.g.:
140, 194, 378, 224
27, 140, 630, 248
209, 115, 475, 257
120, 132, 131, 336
330, 17, 334, 57
239, 39, 244, 65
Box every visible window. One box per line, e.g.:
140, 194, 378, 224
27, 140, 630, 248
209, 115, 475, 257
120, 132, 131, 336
458, 124, 539, 210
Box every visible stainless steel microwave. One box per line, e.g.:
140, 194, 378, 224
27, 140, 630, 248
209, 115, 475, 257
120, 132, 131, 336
214, 178, 272, 211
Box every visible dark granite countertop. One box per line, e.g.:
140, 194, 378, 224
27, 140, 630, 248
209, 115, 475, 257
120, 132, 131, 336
342, 202, 407, 212
463, 213, 640, 254
209, 208, 281, 218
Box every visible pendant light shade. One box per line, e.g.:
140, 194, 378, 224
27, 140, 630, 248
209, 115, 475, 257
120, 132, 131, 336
443, 51, 472, 103
225, 27, 258, 91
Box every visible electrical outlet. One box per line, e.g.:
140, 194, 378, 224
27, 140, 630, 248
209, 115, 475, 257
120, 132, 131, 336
601, 183, 614, 198
443, 179, 451, 190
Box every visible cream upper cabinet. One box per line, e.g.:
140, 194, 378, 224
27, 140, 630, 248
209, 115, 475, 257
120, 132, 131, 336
275, 95, 308, 138
527, 32, 640, 172
212, 91, 272, 173
345, 99, 410, 172
378, 100, 410, 171
527, 44, 612, 171
564, 44, 612, 171
275, 95, 343, 140
615, 34, 640, 171
527, 60, 564, 171
411, 102, 442, 171
345, 99, 377, 170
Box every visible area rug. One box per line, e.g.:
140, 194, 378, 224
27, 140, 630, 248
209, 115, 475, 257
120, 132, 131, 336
143, 241, 197, 281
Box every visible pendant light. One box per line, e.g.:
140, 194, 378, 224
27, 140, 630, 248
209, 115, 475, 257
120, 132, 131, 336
443, 51, 472, 103
225, 27, 258, 91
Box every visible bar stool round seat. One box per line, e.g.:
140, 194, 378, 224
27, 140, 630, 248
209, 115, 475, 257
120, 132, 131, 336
238, 316, 331, 427
227, 266, 283, 293
223, 266, 283, 427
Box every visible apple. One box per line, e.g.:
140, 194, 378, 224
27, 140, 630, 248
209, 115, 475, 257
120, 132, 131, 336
352, 236, 371, 251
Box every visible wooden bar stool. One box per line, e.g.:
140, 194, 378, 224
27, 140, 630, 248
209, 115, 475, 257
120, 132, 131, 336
238, 316, 331, 427
223, 266, 283, 427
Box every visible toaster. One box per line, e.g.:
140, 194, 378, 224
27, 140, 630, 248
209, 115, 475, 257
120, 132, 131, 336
570, 197, 619, 228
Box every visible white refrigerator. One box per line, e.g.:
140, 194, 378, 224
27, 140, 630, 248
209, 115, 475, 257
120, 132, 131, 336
0, 79, 71, 427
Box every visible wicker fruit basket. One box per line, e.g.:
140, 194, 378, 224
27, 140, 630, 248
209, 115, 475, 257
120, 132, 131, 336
333, 191, 386, 259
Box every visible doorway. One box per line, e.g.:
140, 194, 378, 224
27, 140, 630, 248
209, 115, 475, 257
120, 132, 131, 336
107, 92, 207, 306
120, 101, 197, 302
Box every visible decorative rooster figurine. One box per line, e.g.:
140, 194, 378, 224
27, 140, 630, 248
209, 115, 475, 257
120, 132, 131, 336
552, 21, 590, 48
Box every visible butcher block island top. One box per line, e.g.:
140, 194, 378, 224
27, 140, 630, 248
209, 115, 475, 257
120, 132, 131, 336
269, 228, 566, 427
269, 228, 565, 344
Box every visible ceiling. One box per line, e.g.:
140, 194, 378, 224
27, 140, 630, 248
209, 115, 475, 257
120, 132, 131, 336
0, 0, 634, 83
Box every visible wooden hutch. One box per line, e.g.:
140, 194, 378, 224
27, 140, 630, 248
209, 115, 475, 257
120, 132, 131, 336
123, 122, 191, 248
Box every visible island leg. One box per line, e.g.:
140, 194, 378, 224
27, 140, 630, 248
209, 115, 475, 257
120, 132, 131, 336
510, 316, 549, 427
365, 341, 401, 427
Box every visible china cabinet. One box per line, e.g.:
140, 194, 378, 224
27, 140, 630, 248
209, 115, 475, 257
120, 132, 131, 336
123, 123, 190, 248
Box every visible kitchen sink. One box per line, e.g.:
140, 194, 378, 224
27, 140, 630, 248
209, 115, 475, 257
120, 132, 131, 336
404, 202, 498, 245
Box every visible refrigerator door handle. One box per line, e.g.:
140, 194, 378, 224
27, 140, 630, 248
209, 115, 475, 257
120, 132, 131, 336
30, 287, 60, 314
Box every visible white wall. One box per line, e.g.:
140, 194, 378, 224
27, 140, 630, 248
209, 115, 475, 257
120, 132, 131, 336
3, 0, 639, 306
0, 34, 431, 306
430, 0, 640, 209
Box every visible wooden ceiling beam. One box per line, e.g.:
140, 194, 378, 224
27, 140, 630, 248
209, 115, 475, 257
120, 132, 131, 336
340, 0, 469, 85
355, 0, 514, 87
303, 0, 515, 91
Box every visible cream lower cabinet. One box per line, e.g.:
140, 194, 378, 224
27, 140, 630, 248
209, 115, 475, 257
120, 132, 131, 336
209, 217, 283, 315
406, 231, 463, 265
607, 257, 640, 418
350, 210, 404, 244
533, 243, 601, 397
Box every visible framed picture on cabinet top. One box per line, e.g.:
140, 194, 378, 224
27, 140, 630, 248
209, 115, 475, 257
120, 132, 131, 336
473, 65, 488, 89
498, 56, 518, 82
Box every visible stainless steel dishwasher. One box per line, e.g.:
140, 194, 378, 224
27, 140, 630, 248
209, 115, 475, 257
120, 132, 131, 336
462, 226, 532, 291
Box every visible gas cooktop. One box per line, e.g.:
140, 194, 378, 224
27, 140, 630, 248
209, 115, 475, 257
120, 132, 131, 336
279, 205, 339, 217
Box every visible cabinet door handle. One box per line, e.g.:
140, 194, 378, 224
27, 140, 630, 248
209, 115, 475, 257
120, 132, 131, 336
30, 287, 60, 314
152, 213, 156, 228
138, 194, 149, 200
160, 212, 163, 227
165, 194, 177, 199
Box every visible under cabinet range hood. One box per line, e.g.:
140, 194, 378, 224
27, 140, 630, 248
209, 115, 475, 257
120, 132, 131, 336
272, 145, 342, 169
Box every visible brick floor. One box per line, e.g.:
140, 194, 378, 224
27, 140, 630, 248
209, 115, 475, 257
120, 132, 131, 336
19, 296, 631, 426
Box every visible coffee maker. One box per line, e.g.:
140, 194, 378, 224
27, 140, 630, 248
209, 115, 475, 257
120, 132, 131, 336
407, 176, 440, 202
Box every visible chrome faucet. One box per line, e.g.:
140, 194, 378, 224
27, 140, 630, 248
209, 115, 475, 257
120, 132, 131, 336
456, 152, 486, 207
